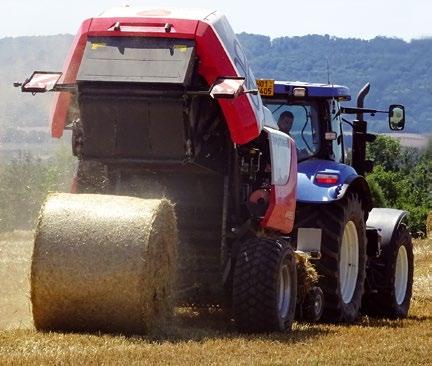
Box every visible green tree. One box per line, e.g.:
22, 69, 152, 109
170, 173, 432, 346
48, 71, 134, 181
366, 164, 402, 206
366, 177, 388, 207
367, 135, 401, 171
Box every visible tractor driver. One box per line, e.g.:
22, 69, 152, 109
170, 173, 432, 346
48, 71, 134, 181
277, 111, 294, 135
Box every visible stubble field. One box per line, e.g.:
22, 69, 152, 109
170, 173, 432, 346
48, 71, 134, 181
0, 231, 431, 365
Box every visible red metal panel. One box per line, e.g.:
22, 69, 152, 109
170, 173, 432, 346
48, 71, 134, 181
262, 140, 297, 234
195, 20, 260, 144
50, 19, 92, 138
50, 15, 261, 144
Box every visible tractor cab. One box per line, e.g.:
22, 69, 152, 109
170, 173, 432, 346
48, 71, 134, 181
258, 80, 351, 163
258, 80, 405, 171
258, 79, 406, 208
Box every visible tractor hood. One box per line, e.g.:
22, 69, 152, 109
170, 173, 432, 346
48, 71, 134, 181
296, 159, 359, 203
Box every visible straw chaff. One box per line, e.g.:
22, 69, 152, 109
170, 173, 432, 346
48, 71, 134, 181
31, 193, 178, 334
295, 254, 319, 303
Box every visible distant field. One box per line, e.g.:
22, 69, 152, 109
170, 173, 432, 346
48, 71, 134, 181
381, 133, 431, 149
0, 231, 431, 365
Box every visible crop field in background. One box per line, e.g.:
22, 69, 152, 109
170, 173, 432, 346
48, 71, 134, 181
0, 231, 431, 365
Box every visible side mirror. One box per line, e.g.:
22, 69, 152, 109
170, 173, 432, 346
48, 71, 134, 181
209, 77, 245, 99
17, 71, 62, 93
389, 104, 405, 131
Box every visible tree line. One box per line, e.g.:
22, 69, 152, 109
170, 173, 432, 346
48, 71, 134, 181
238, 33, 432, 134
1, 33, 432, 143
1, 136, 430, 234
366, 135, 432, 234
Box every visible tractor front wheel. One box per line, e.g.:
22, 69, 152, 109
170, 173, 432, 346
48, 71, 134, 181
233, 238, 297, 332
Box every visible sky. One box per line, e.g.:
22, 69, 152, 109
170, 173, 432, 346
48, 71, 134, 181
1, 0, 431, 41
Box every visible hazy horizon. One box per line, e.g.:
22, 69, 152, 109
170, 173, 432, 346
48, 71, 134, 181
2, 32, 432, 44
2, 0, 431, 41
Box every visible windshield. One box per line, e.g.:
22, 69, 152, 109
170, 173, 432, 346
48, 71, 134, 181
265, 101, 321, 160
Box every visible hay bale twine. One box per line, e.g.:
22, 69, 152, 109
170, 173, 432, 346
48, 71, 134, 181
31, 193, 178, 334
427, 211, 432, 239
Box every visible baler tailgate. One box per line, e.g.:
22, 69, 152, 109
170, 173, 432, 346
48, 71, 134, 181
77, 37, 196, 85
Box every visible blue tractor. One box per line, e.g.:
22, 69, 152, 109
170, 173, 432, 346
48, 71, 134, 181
258, 80, 413, 322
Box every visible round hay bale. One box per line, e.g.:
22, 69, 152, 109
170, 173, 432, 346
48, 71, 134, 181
31, 193, 178, 334
427, 211, 432, 239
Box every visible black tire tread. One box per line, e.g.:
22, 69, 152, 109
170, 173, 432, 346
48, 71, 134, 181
233, 238, 297, 332
295, 192, 367, 322
302, 287, 324, 322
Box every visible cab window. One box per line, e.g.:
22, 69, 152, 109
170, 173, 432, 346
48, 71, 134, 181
265, 101, 321, 161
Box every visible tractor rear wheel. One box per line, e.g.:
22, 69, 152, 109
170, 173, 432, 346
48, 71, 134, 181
233, 238, 297, 332
295, 192, 367, 322
363, 224, 413, 318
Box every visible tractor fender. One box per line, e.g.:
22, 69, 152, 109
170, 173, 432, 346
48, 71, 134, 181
296, 160, 372, 212
338, 174, 373, 214
366, 208, 408, 249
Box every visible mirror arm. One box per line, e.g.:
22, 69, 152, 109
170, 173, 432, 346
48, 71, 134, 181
13, 82, 77, 94
185, 87, 253, 97
340, 106, 388, 115
52, 84, 77, 92
243, 89, 259, 95
186, 89, 212, 96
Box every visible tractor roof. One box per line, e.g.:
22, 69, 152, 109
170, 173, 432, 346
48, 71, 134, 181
273, 81, 351, 101
97, 6, 217, 21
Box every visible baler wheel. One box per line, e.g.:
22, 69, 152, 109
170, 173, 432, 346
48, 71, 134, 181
232, 238, 297, 332
301, 286, 324, 322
